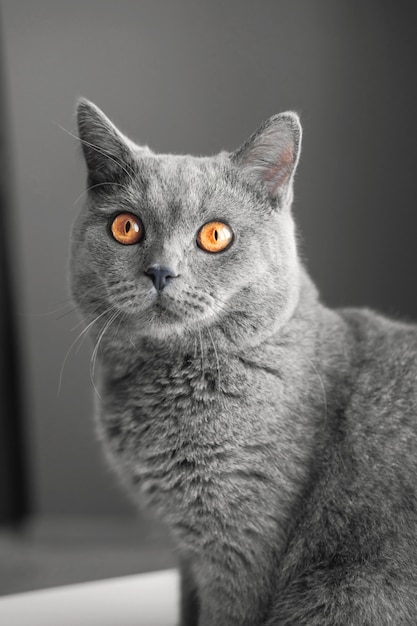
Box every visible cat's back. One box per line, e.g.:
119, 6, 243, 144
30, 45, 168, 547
322, 306, 417, 503
291, 305, 417, 535
336, 307, 417, 519
272, 308, 417, 624
341, 307, 417, 428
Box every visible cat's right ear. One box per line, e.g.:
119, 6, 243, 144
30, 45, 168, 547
76, 98, 137, 184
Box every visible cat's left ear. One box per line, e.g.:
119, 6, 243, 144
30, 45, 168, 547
232, 112, 302, 208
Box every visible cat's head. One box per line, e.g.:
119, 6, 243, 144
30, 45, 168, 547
70, 99, 302, 349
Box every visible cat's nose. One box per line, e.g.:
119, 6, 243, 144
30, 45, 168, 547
145, 264, 177, 291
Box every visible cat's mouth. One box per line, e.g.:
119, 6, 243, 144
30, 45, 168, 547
151, 294, 183, 322
147, 290, 210, 329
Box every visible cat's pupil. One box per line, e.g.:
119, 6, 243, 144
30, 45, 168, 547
125, 221, 131, 234
214, 229, 218, 241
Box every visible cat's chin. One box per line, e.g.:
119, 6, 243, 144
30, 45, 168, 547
150, 309, 186, 336
128, 300, 214, 343
133, 314, 193, 343
123, 301, 189, 341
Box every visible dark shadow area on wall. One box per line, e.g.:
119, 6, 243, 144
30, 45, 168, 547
0, 24, 29, 525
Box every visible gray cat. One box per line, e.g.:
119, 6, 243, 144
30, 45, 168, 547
70, 99, 417, 625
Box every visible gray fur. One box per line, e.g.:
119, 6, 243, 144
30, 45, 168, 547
70, 99, 417, 625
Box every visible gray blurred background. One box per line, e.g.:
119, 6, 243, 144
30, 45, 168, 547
1, 0, 417, 595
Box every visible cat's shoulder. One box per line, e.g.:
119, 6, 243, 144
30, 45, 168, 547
339, 306, 417, 357
337, 306, 417, 421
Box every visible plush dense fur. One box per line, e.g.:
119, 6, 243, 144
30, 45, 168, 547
70, 99, 417, 625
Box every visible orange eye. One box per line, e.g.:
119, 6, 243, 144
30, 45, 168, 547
111, 213, 143, 245
197, 221, 233, 253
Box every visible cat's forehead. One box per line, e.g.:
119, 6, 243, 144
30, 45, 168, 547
124, 151, 239, 228
139, 152, 228, 205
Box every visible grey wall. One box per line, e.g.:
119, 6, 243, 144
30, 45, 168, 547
2, 0, 417, 516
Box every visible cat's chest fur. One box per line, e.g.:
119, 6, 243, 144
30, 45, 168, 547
96, 337, 317, 553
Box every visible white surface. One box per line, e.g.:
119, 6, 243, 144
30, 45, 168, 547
0, 569, 179, 626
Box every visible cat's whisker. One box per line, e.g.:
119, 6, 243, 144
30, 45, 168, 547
89, 371, 102, 401
91, 311, 119, 373
22, 298, 75, 318
212, 295, 231, 309
207, 327, 221, 393
90, 313, 118, 400
90, 310, 125, 399
74, 305, 103, 351
71, 304, 101, 332
55, 307, 79, 321
129, 334, 139, 350
72, 181, 125, 206
112, 311, 128, 352
204, 299, 233, 322
57, 308, 110, 396
115, 311, 126, 337
56, 296, 74, 305
213, 302, 231, 316
90, 310, 122, 395
197, 326, 206, 380
203, 292, 231, 311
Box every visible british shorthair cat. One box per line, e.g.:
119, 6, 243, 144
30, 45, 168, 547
70, 99, 417, 625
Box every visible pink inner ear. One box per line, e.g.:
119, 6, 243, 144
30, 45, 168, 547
263, 144, 294, 193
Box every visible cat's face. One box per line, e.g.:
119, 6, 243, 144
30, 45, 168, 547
70, 100, 302, 347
